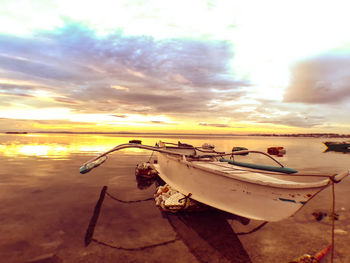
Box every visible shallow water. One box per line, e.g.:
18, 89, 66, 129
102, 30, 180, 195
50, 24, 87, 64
0, 133, 349, 262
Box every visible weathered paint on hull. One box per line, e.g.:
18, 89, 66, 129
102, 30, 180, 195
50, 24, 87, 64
155, 153, 340, 222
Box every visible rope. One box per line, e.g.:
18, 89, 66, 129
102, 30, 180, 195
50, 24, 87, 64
178, 193, 193, 210
236, 221, 268, 236
330, 179, 335, 263
86, 186, 179, 251
147, 150, 155, 162
106, 191, 153, 203
91, 237, 179, 251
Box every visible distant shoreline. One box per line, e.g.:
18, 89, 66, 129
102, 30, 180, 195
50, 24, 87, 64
2, 131, 350, 138
5, 132, 28, 134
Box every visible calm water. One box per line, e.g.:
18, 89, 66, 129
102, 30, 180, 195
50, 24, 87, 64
0, 133, 349, 263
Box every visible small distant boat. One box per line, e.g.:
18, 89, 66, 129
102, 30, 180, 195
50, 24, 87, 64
323, 141, 350, 150
80, 141, 349, 222
232, 146, 249, 155
267, 146, 286, 156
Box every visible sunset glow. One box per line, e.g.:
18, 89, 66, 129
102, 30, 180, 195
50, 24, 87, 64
1, 0, 350, 134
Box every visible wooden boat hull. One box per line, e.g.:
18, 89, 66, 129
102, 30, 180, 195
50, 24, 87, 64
155, 153, 348, 222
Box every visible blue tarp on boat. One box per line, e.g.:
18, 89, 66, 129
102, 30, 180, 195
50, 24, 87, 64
219, 158, 298, 174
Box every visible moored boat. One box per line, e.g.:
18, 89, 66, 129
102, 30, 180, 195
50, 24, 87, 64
80, 141, 349, 222
323, 141, 350, 150
267, 146, 286, 156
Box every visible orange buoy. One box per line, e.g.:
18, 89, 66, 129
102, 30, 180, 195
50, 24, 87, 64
288, 245, 332, 263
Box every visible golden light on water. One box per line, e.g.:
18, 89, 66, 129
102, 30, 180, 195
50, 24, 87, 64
0, 134, 159, 158
18, 145, 67, 156
0, 144, 70, 158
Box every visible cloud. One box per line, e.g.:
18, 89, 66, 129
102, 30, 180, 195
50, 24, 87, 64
0, 83, 37, 97
111, 114, 127, 118
255, 114, 325, 128
53, 98, 79, 104
0, 117, 91, 132
233, 99, 329, 128
284, 53, 350, 104
0, 91, 35, 98
199, 122, 230, 128
0, 21, 249, 119
150, 120, 177, 125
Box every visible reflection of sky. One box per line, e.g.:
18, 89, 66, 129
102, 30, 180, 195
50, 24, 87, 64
0, 134, 174, 158
0, 143, 97, 158
1, 134, 349, 175
0, 134, 147, 158
1, 0, 350, 133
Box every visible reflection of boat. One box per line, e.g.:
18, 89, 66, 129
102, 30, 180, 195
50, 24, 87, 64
135, 162, 159, 190
324, 148, 350, 154
80, 141, 349, 222
323, 141, 350, 150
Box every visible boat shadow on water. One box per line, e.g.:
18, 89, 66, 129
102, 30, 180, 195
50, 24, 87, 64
137, 170, 254, 262
85, 184, 254, 263
165, 211, 253, 263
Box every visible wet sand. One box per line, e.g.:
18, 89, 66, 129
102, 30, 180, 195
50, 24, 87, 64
1, 136, 350, 262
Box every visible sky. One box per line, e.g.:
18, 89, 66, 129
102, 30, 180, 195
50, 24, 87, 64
1, 0, 350, 134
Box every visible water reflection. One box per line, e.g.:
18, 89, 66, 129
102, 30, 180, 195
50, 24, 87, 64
1, 134, 350, 263
87, 183, 252, 263
324, 148, 350, 154
135, 173, 158, 190
166, 211, 252, 263
82, 166, 253, 262
137, 168, 252, 262
0, 134, 157, 158
2, 133, 349, 173
10, 144, 68, 157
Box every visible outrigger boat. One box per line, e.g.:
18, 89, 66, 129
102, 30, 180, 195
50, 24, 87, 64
80, 141, 349, 222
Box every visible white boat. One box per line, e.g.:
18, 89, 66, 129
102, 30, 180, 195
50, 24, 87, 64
80, 141, 349, 222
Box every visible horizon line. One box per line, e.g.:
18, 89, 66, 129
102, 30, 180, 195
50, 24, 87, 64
2, 131, 350, 137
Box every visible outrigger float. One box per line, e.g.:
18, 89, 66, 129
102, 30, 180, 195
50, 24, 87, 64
80, 141, 349, 222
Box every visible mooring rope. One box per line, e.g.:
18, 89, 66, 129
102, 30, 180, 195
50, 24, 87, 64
106, 191, 153, 203
147, 150, 155, 162
85, 186, 179, 251
287, 176, 338, 262
91, 237, 180, 251
236, 221, 269, 236
330, 177, 336, 263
